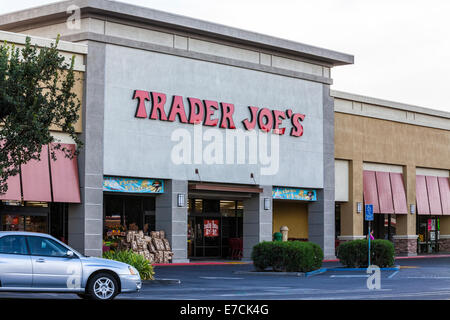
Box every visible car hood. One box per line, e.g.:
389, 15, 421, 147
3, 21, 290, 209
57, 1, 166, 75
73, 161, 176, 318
80, 256, 130, 271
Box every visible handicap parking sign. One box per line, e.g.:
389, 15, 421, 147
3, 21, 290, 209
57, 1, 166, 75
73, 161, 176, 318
365, 204, 374, 221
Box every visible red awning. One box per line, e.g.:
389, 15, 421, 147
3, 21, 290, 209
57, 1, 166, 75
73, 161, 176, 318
49, 143, 80, 203
426, 176, 442, 215
438, 177, 450, 215
21, 145, 52, 202
416, 175, 430, 215
390, 172, 408, 214
363, 171, 380, 213
375, 171, 395, 214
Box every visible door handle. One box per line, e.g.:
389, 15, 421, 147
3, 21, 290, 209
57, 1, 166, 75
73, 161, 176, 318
36, 258, 45, 263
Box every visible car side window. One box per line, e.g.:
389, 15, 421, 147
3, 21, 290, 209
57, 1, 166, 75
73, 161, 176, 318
27, 236, 68, 257
0, 235, 28, 255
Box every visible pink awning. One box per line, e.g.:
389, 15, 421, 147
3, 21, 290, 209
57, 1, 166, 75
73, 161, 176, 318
390, 172, 408, 214
0, 173, 21, 201
363, 171, 380, 213
426, 176, 442, 215
0, 141, 21, 201
416, 175, 430, 215
21, 145, 52, 202
438, 177, 450, 215
49, 143, 80, 203
375, 171, 394, 214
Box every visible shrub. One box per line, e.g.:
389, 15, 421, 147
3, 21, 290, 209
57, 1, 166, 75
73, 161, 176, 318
251, 241, 323, 272
336, 239, 394, 268
103, 249, 155, 280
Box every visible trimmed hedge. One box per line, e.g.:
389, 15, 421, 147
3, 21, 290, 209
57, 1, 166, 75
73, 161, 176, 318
336, 239, 394, 268
251, 241, 323, 272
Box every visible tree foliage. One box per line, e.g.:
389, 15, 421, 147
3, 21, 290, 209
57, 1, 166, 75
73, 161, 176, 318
0, 35, 82, 194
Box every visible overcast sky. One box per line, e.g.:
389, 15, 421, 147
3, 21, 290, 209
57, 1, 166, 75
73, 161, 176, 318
2, 0, 449, 112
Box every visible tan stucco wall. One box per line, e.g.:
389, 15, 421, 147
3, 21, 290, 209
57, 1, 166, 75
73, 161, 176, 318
49, 70, 84, 134
335, 111, 450, 237
272, 201, 308, 239
0, 31, 85, 135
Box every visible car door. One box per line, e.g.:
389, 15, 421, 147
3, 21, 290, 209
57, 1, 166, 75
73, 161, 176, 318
0, 235, 32, 288
26, 236, 82, 290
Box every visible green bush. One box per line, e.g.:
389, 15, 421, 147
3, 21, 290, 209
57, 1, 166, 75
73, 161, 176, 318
103, 250, 155, 280
336, 239, 395, 268
251, 241, 323, 272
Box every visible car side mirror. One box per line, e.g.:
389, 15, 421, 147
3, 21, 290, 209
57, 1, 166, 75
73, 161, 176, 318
66, 250, 74, 258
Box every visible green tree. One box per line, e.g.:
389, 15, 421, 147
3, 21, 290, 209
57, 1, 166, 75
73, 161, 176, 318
0, 35, 82, 194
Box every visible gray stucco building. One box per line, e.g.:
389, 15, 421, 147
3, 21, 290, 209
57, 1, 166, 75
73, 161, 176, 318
0, 0, 353, 261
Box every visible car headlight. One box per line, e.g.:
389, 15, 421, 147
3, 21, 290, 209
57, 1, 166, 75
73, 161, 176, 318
128, 266, 138, 275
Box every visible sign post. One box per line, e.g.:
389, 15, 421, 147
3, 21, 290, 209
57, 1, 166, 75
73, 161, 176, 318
365, 204, 374, 267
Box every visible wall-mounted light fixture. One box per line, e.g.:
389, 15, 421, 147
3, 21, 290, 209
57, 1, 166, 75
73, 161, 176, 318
264, 198, 271, 211
356, 202, 363, 214
410, 204, 416, 215
177, 193, 186, 207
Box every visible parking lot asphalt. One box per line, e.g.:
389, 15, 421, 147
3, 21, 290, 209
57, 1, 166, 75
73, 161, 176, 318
1, 256, 450, 301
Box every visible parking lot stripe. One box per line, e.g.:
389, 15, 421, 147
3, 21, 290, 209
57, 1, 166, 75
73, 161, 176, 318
330, 275, 369, 278
388, 271, 399, 279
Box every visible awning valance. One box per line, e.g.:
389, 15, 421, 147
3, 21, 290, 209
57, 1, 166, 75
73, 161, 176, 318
49, 143, 81, 203
416, 175, 450, 215
363, 170, 407, 214
0, 143, 80, 203
21, 145, 52, 202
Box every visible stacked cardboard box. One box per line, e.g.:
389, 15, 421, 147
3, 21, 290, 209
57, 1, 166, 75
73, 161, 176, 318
121, 230, 173, 264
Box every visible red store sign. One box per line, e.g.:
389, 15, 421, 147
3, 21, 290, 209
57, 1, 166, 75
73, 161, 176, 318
132, 90, 306, 137
204, 219, 219, 238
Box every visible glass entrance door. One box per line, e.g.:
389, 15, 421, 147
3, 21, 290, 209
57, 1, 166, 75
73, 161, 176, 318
188, 199, 243, 258
418, 216, 440, 254
193, 217, 221, 257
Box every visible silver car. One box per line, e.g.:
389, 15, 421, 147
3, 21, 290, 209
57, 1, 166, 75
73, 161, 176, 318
0, 231, 142, 300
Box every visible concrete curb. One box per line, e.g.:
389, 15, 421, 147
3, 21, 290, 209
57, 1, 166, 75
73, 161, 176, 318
142, 278, 181, 285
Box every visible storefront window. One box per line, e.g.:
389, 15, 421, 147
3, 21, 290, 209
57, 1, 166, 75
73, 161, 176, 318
335, 203, 341, 238
417, 216, 440, 254
372, 214, 396, 241
103, 195, 156, 244
220, 200, 236, 217
2, 215, 25, 231
25, 216, 47, 233
0, 202, 66, 241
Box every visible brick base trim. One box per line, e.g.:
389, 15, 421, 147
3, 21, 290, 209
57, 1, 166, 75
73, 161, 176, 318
439, 239, 450, 252
394, 238, 417, 255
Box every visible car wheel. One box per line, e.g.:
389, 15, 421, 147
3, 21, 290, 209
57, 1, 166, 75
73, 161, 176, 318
87, 273, 119, 300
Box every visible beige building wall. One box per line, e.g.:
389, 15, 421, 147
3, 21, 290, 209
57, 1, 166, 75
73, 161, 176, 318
333, 91, 450, 254
0, 31, 86, 135
272, 201, 308, 239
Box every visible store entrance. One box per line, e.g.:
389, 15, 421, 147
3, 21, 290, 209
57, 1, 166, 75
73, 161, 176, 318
364, 214, 396, 241
417, 216, 440, 254
188, 199, 243, 259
